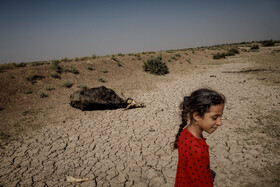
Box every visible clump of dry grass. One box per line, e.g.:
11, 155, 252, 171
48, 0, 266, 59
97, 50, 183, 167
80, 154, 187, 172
98, 78, 106, 82
86, 65, 94, 70
63, 81, 74, 88
51, 60, 62, 73
45, 86, 55, 91
63, 65, 79, 74
111, 56, 119, 62
39, 92, 48, 98
51, 73, 61, 79
26, 71, 44, 84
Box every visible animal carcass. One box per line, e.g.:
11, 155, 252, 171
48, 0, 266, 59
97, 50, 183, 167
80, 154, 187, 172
70, 86, 145, 111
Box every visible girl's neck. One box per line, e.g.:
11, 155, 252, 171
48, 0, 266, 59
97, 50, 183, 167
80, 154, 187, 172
187, 123, 203, 139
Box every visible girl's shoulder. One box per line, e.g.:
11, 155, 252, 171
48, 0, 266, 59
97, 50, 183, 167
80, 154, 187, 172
179, 128, 207, 144
180, 128, 198, 138
179, 128, 195, 142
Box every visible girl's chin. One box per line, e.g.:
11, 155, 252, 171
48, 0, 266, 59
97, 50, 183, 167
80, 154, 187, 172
206, 128, 217, 134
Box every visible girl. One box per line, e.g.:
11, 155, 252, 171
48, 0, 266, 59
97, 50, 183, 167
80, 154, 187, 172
174, 88, 225, 187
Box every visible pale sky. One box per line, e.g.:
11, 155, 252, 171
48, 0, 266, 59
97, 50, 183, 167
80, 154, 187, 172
0, 0, 280, 64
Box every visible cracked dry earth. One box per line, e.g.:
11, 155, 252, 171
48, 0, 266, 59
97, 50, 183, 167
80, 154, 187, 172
1, 51, 280, 187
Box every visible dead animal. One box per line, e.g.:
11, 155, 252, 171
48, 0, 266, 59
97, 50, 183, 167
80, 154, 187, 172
70, 86, 145, 111
124, 98, 145, 110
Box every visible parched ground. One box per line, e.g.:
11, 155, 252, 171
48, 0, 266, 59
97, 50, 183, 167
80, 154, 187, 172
0, 45, 279, 186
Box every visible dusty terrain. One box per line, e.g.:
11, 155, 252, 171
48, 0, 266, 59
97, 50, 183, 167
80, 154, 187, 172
0, 44, 279, 186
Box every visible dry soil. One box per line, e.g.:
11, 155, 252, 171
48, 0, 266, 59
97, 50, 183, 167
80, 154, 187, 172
0, 45, 279, 186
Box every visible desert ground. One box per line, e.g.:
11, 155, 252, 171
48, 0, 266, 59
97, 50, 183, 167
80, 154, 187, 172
0, 44, 279, 186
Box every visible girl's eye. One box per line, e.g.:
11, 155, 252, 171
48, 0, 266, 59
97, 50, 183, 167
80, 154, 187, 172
212, 116, 219, 120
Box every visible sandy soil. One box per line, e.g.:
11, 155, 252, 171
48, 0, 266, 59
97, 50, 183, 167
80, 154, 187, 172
0, 45, 279, 186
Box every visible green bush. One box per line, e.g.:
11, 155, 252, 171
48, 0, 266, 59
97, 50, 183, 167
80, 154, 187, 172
175, 53, 181, 57
51, 73, 61, 79
63, 81, 73, 88
87, 65, 94, 70
62, 65, 79, 74
250, 44, 259, 50
111, 56, 118, 62
45, 86, 55, 91
63, 67, 70, 72
166, 50, 174, 53
143, 55, 169, 75
61, 57, 70, 62
78, 85, 88, 89
0, 62, 28, 71
213, 53, 226, 59
228, 48, 239, 54
0, 63, 16, 71
51, 60, 62, 73
31, 61, 46, 66
261, 40, 275, 47
213, 48, 239, 59
98, 78, 106, 82
26, 72, 44, 84
79, 56, 90, 61
40, 92, 48, 98
14, 62, 27, 68
225, 51, 235, 56
69, 65, 79, 74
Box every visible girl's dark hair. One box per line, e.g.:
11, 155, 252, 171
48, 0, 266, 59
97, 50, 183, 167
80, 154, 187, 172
173, 88, 225, 149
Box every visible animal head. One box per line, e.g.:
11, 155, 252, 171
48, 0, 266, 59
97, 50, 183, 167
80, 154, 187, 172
125, 98, 146, 109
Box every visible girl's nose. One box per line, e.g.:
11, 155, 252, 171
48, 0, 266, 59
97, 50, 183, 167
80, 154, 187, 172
216, 118, 222, 126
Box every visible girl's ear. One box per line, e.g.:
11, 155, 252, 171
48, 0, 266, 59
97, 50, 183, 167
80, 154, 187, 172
192, 112, 200, 122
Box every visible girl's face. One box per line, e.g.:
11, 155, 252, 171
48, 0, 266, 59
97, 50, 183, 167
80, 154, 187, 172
196, 104, 225, 134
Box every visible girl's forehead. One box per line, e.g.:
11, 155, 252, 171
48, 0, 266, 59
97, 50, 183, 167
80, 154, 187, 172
209, 104, 224, 114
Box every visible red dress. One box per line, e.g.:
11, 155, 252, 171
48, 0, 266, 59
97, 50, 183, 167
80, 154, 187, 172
175, 128, 213, 187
